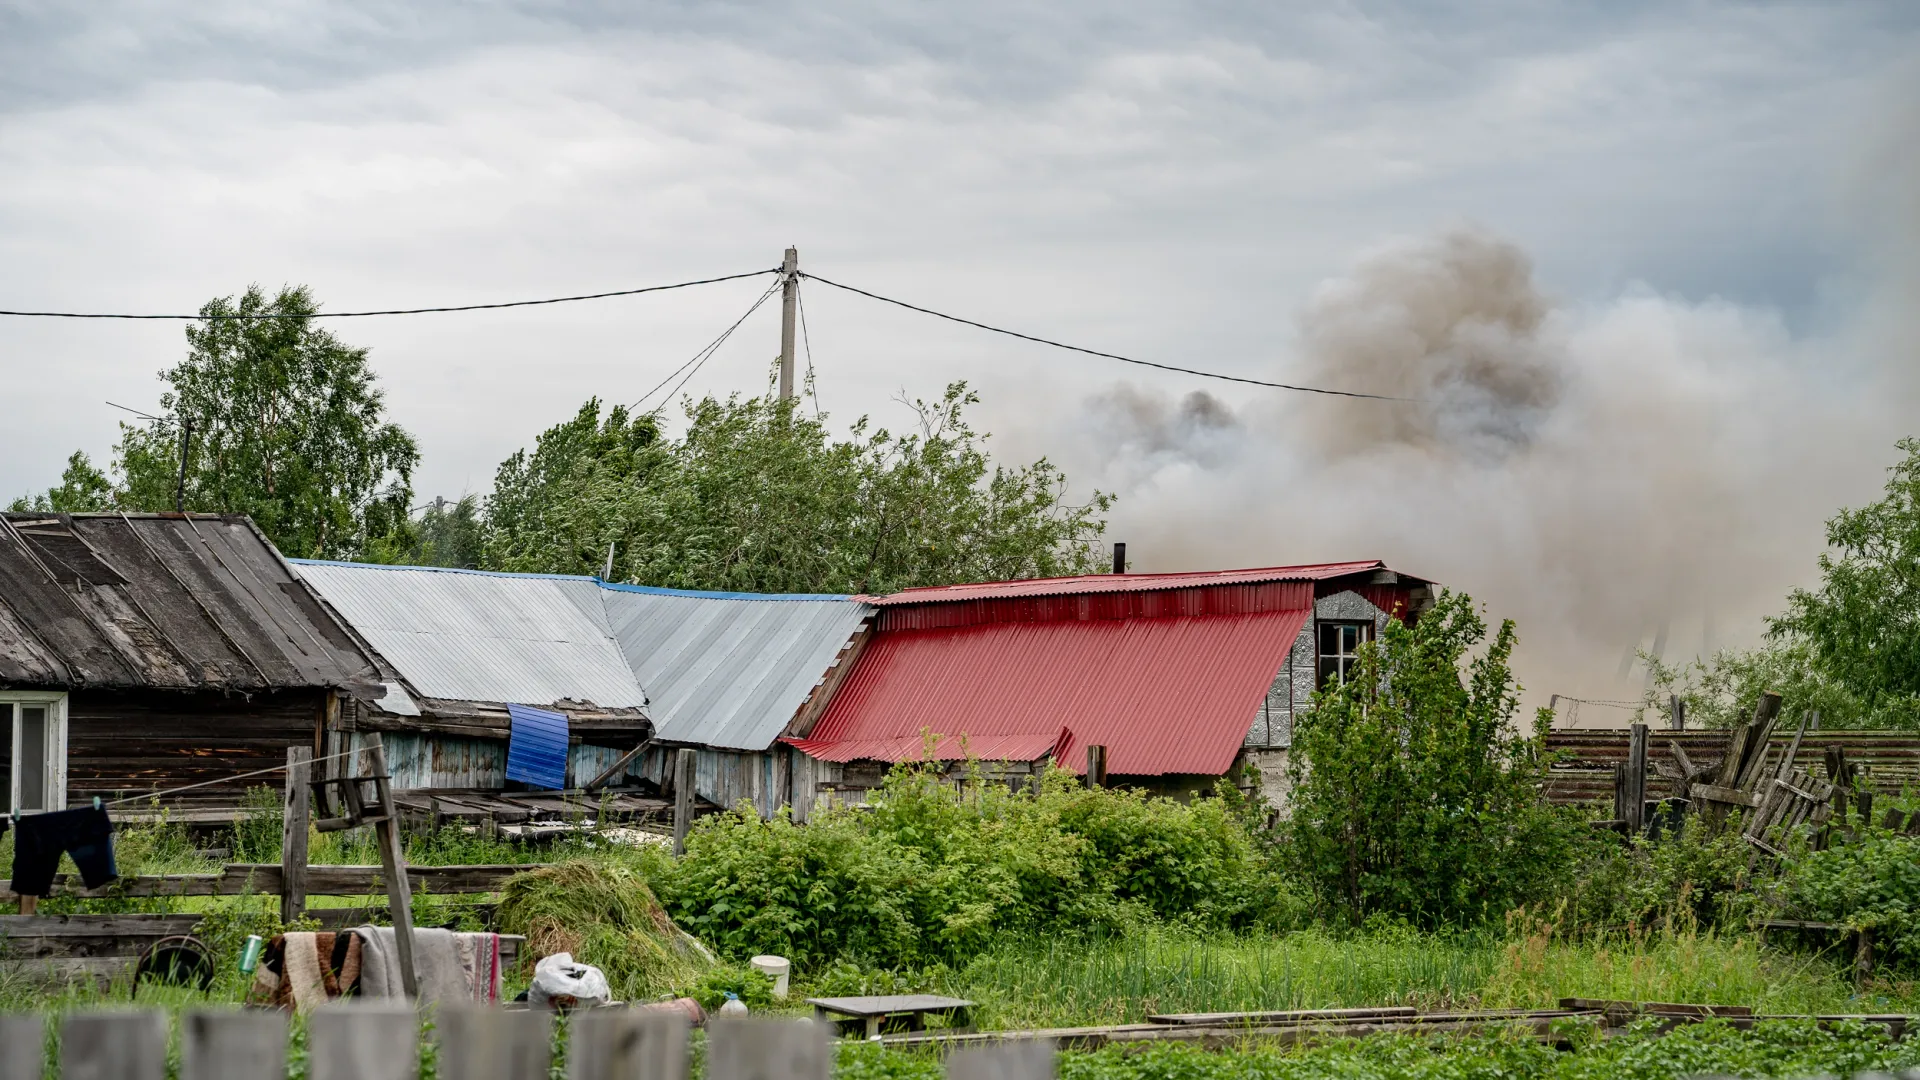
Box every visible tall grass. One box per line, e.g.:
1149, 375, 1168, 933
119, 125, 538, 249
954, 927, 1918, 1029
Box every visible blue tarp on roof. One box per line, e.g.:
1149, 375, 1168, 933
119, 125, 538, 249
506, 704, 569, 790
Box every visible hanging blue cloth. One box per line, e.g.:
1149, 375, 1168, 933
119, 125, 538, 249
506, 704, 569, 790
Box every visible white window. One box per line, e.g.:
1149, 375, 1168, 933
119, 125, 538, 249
2, 692, 68, 814
1317, 621, 1374, 689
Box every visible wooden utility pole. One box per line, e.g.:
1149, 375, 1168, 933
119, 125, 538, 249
672, 748, 697, 856
777, 247, 799, 401
362, 734, 418, 998
280, 746, 312, 923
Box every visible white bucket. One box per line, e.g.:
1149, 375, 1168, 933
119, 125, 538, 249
749, 954, 791, 999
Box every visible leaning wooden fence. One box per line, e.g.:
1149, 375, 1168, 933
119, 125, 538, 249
0, 1008, 1054, 1080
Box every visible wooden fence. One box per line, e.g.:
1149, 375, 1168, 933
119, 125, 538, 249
0, 1008, 1053, 1080
1543, 730, 1920, 804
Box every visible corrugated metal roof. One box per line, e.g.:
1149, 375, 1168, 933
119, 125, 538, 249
799, 608, 1312, 776
864, 561, 1404, 605
292, 561, 647, 709
0, 513, 380, 693
599, 583, 873, 751
785, 729, 1065, 764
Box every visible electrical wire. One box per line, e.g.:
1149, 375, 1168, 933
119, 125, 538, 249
631, 276, 784, 413
798, 271, 1417, 401
2, 268, 779, 320
796, 279, 822, 418
99, 745, 372, 807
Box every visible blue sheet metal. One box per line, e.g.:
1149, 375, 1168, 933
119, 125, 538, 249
506, 704, 569, 790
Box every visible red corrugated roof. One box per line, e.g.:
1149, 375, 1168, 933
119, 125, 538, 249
784, 729, 1067, 765
862, 561, 1394, 605
798, 608, 1311, 776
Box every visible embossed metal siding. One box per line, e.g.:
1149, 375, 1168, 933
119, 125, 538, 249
804, 607, 1311, 777
599, 585, 872, 751
292, 562, 647, 709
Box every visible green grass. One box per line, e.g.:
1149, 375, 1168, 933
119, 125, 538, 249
946, 926, 1919, 1030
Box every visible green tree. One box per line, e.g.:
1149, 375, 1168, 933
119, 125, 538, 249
1281, 591, 1580, 927
8, 451, 114, 512
485, 383, 1112, 594
367, 494, 486, 569
1772, 438, 1920, 727
485, 399, 667, 576
113, 285, 419, 559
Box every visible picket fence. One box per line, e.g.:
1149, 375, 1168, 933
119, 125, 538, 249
0, 1007, 1053, 1080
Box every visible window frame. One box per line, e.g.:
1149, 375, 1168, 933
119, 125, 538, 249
1316, 619, 1375, 689
1, 691, 68, 814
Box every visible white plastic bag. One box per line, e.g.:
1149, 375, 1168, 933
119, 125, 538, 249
527, 952, 611, 1009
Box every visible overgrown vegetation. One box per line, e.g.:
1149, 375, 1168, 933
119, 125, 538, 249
1282, 591, 1583, 928
652, 763, 1298, 970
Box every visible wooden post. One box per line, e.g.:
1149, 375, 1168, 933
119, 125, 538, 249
569, 1006, 690, 1080
281, 745, 312, 924
1856, 926, 1875, 988
0, 1014, 44, 1080
61, 1010, 169, 1080
1626, 723, 1648, 834
672, 748, 697, 856
182, 1009, 288, 1080
1611, 762, 1625, 823
362, 733, 419, 999
1086, 744, 1108, 789
310, 1003, 418, 1080
1669, 693, 1685, 731
777, 247, 799, 401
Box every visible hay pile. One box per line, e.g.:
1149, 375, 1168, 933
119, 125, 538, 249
496, 860, 714, 1000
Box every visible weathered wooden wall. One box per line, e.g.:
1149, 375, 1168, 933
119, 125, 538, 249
331, 731, 651, 792
1544, 729, 1920, 804
65, 688, 326, 808
637, 745, 792, 820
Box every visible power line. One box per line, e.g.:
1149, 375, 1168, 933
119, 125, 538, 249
1, 268, 779, 320
798, 271, 1416, 401
797, 280, 822, 418
632, 277, 784, 413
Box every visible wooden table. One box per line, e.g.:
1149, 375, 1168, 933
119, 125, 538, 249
808, 994, 975, 1038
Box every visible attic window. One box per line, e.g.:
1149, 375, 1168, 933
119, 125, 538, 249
1317, 621, 1373, 689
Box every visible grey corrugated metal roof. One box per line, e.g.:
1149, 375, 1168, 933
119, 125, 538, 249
292, 562, 647, 709
0, 513, 380, 693
600, 584, 873, 751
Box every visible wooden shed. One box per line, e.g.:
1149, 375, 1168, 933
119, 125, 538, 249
0, 513, 385, 820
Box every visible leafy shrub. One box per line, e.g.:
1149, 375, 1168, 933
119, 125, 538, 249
1560, 820, 1762, 933
1281, 591, 1584, 928
653, 763, 1300, 970
1779, 828, 1920, 969
688, 965, 778, 1011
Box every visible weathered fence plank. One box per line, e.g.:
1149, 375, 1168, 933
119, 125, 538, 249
708, 1017, 832, 1080
309, 1002, 418, 1080
569, 1007, 691, 1080
182, 1008, 288, 1080
947, 1041, 1056, 1080
436, 1005, 552, 1080
61, 1010, 169, 1080
0, 1014, 44, 1080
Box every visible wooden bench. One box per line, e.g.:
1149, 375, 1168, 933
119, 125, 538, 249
808, 994, 974, 1038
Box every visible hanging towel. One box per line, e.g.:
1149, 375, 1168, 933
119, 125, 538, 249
8, 806, 116, 896
352, 926, 489, 1005
249, 932, 364, 1011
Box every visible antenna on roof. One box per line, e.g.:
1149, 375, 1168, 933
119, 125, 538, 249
1112, 542, 1126, 575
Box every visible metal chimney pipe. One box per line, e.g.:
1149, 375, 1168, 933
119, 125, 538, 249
1112, 542, 1126, 574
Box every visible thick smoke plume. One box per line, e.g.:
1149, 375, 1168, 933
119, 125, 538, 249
1063, 204, 1913, 715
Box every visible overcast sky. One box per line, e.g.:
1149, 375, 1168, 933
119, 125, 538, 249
4, 1, 1917, 701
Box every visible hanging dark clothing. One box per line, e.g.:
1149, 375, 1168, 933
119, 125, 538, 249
8, 806, 117, 896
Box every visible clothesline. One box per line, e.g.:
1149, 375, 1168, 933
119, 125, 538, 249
100, 745, 375, 808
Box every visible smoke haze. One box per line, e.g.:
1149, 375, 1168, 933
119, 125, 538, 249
1059, 99, 1919, 715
